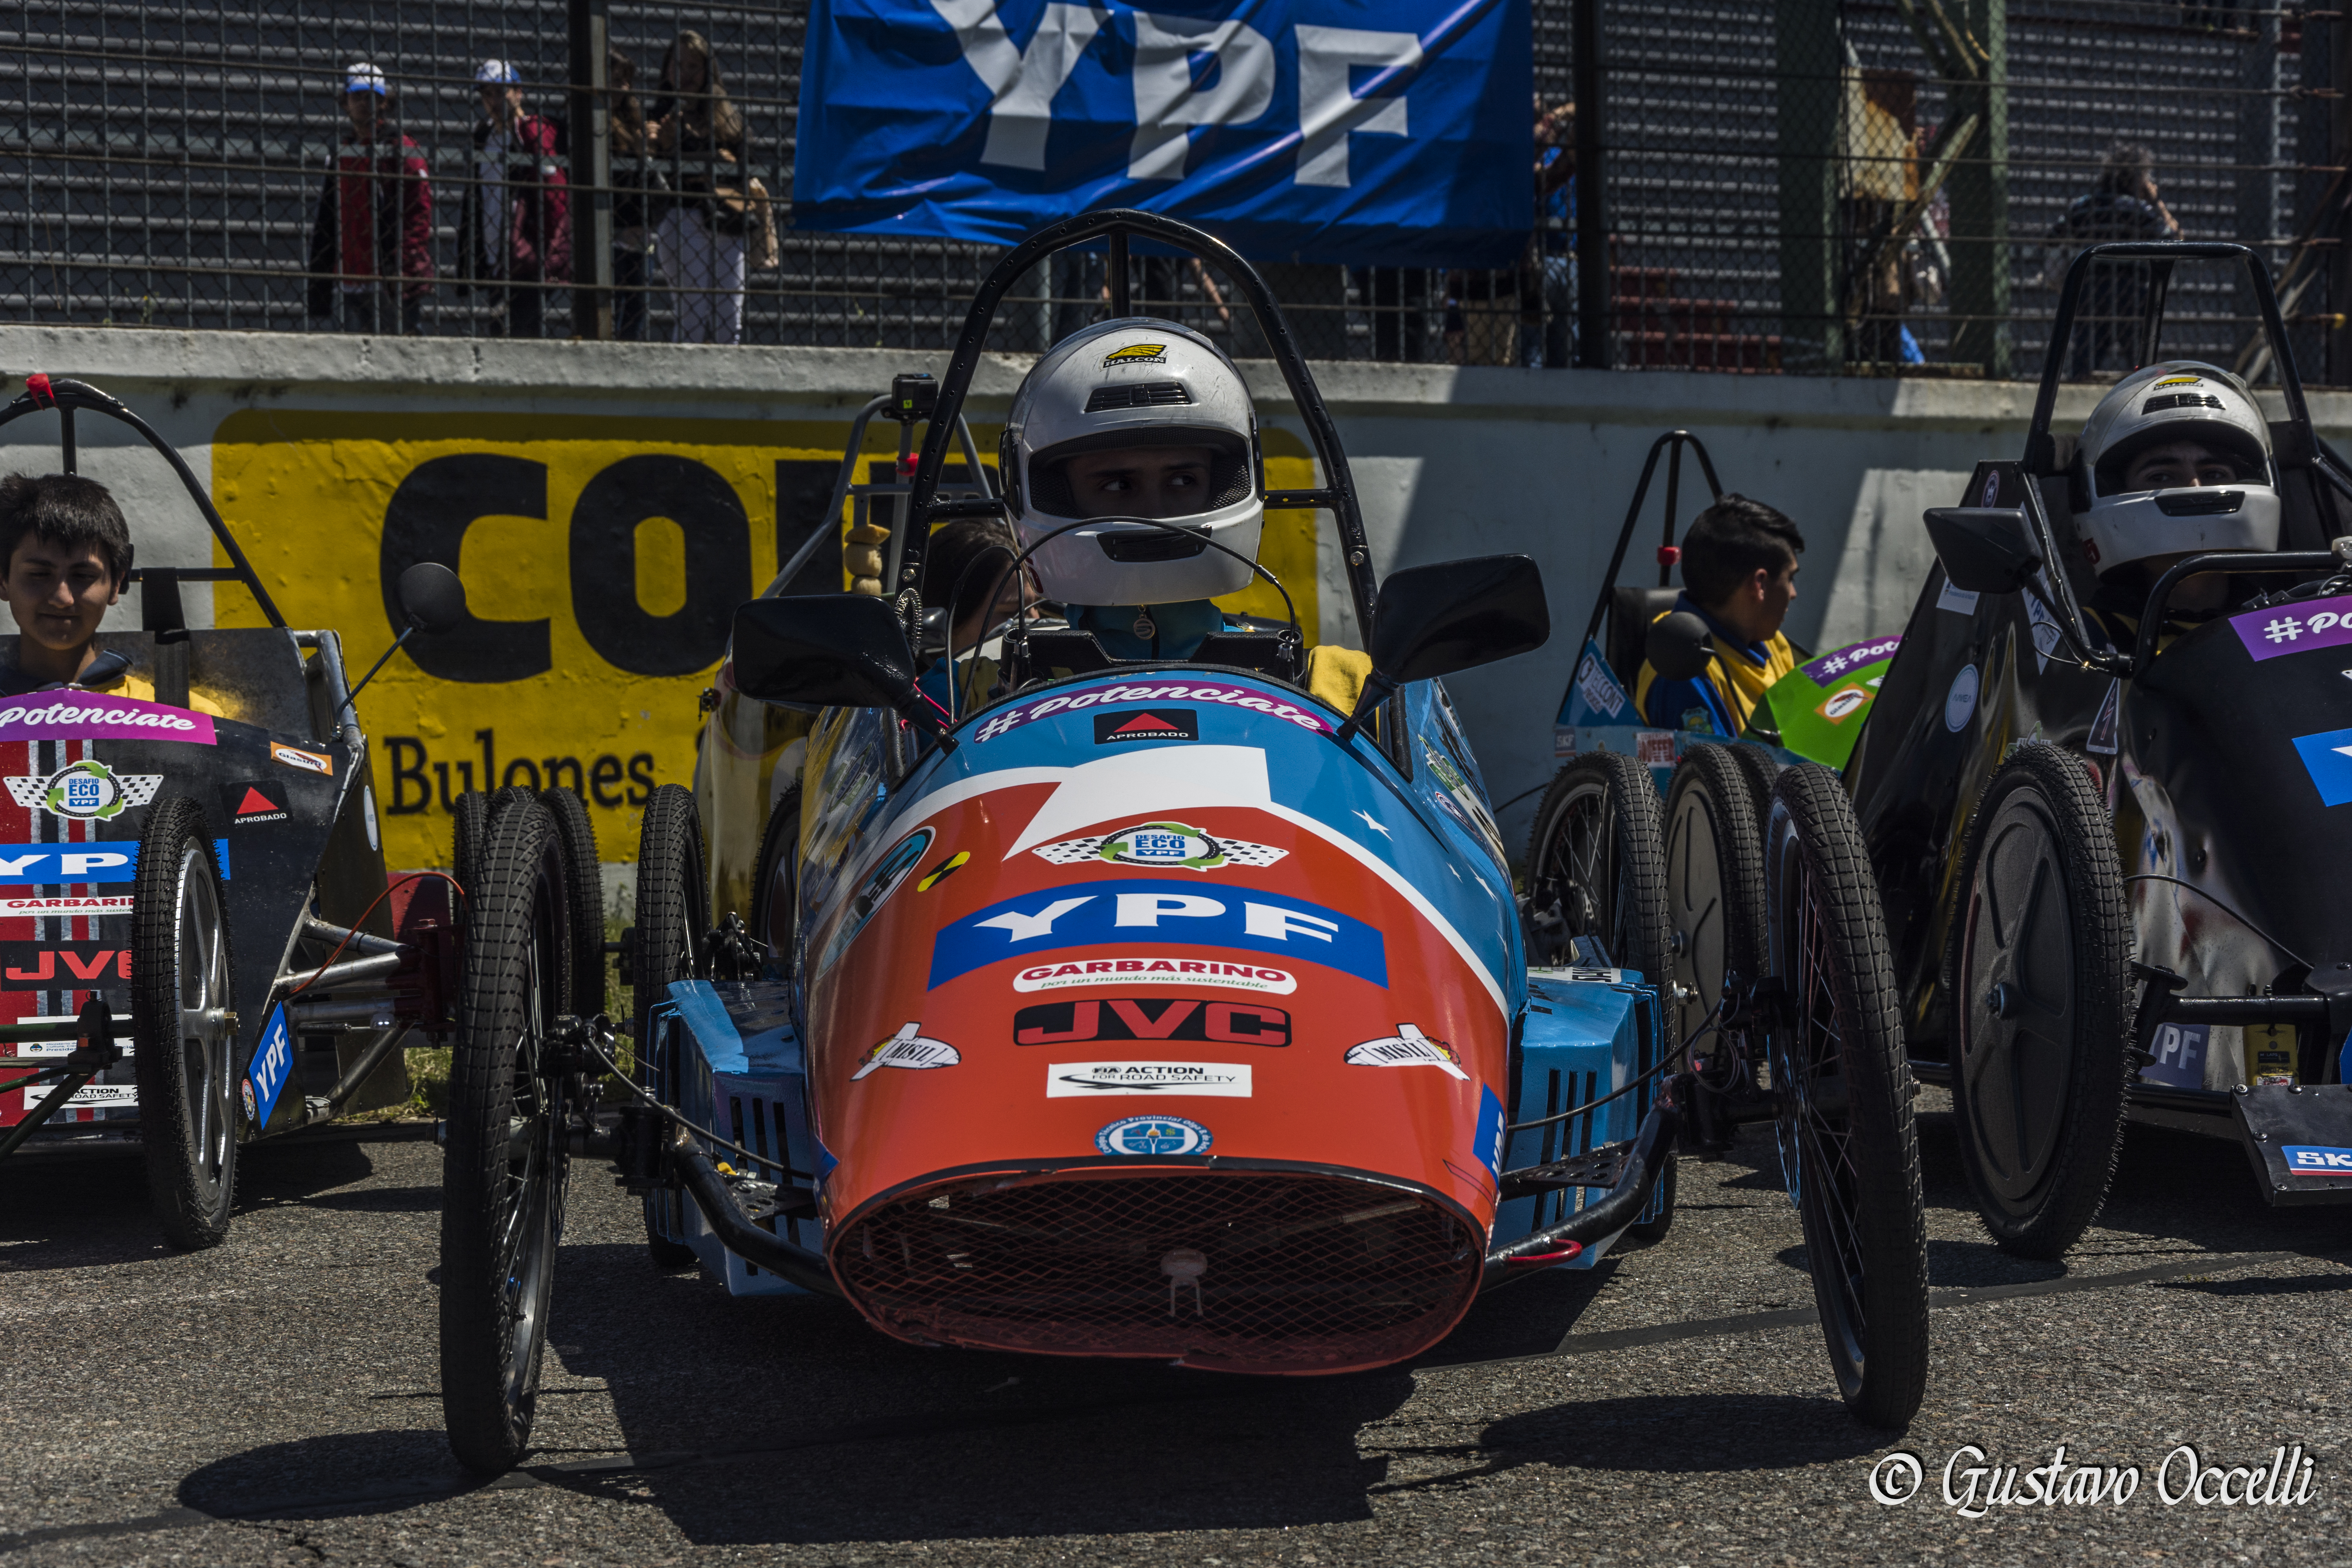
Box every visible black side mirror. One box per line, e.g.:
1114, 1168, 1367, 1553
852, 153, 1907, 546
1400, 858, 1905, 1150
732, 594, 954, 745
1924, 507, 2043, 595
1336, 555, 1549, 742
396, 562, 468, 635
1644, 610, 1716, 681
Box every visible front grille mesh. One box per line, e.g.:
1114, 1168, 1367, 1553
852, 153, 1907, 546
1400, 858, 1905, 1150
834, 1172, 1479, 1371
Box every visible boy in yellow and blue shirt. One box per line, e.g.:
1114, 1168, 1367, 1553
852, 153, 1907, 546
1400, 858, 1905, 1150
1634, 494, 1804, 736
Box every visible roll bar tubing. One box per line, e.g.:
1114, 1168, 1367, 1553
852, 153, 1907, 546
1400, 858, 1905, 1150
897, 209, 1377, 644
0, 375, 287, 628
1574, 428, 1722, 658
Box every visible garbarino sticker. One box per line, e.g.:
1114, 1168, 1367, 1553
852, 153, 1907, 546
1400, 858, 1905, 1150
1012, 956, 1297, 994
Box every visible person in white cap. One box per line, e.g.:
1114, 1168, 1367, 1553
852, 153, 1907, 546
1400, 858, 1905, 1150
457, 59, 570, 337
307, 62, 433, 335
999, 317, 1372, 710
2072, 360, 2278, 619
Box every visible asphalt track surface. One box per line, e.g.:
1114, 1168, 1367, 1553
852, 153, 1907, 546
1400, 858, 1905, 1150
6, 1090, 2352, 1566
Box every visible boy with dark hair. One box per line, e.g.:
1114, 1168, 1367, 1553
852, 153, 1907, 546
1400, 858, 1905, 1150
0, 473, 136, 694
1635, 492, 1804, 735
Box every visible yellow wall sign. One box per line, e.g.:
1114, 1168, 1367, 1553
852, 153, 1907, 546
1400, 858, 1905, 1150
209, 409, 1321, 871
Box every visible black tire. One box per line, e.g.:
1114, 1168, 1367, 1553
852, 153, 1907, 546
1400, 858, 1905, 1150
440, 799, 573, 1474
1763, 762, 1929, 1430
451, 789, 492, 905
131, 798, 237, 1251
1523, 752, 1671, 981
541, 787, 607, 1019
748, 787, 803, 979
631, 784, 708, 1270
1945, 743, 2132, 1259
1663, 743, 1768, 1047
1724, 742, 1781, 835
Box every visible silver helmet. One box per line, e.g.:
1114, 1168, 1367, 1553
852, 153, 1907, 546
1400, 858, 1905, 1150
2075, 360, 2279, 576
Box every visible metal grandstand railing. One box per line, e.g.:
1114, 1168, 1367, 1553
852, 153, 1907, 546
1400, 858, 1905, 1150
0, 0, 2342, 378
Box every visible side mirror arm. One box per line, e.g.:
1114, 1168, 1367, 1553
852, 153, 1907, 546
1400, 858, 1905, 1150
1332, 670, 1399, 747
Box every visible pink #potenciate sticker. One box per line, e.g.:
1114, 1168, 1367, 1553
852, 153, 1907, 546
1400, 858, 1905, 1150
974, 679, 1332, 742
0, 694, 216, 745
2232, 596, 2352, 663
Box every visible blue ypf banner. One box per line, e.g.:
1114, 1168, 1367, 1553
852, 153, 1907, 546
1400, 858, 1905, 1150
792, 0, 1533, 266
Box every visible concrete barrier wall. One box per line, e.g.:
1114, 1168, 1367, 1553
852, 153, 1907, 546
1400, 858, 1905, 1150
4, 323, 2342, 869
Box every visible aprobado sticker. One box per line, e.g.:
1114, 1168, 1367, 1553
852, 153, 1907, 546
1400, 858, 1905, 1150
850, 1023, 960, 1081
1033, 820, 1287, 872
2285, 1145, 2352, 1174
6, 760, 162, 823
225, 780, 290, 826
1015, 997, 1290, 1045
975, 682, 1332, 742
1048, 1061, 1252, 1097
270, 743, 333, 775
1013, 956, 1297, 994
1094, 1114, 1212, 1157
1094, 709, 1197, 744
931, 881, 1386, 988
1345, 1024, 1469, 1081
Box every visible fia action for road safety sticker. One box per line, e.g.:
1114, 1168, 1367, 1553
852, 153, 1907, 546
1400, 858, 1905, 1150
1046, 1061, 1253, 1097
223, 779, 290, 827
1032, 820, 1287, 872
1944, 664, 1980, 732
6, 759, 162, 823
1094, 1114, 1213, 1157
850, 1023, 960, 1081
1345, 1024, 1470, 1081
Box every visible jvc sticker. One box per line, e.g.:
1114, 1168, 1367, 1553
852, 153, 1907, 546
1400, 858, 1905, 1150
1015, 997, 1290, 1045
247, 1003, 295, 1127
2285, 1145, 2352, 1174
0, 944, 131, 985
929, 881, 1386, 988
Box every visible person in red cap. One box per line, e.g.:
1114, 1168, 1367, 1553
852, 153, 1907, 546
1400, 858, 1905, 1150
457, 60, 571, 338
307, 62, 434, 336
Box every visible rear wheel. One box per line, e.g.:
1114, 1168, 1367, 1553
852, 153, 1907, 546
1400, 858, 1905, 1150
1663, 743, 1768, 1046
1524, 752, 1671, 982
452, 789, 492, 904
631, 785, 708, 1270
131, 798, 237, 1251
541, 787, 607, 1019
1763, 763, 1929, 1430
1946, 743, 2131, 1259
439, 800, 573, 1474
748, 787, 803, 978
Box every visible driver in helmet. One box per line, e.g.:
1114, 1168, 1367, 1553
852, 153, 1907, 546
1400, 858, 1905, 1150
1000, 319, 1371, 711
2074, 361, 2279, 619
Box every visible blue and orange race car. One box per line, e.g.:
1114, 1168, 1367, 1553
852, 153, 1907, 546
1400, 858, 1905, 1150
433, 213, 1931, 1475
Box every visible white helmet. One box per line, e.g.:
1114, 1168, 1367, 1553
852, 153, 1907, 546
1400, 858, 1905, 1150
2075, 360, 2279, 577
1001, 318, 1262, 606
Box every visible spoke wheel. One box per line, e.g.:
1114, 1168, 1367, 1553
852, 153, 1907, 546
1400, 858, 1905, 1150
541, 787, 608, 1019
1664, 743, 1767, 1045
1764, 763, 1928, 1430
440, 800, 573, 1474
132, 798, 238, 1250
1524, 752, 1671, 981
632, 784, 709, 1270
1947, 743, 2131, 1258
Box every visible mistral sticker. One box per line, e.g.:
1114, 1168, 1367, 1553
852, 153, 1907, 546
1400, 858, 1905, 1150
0, 695, 215, 745
929, 880, 1386, 989
975, 681, 1331, 742
2233, 596, 2352, 662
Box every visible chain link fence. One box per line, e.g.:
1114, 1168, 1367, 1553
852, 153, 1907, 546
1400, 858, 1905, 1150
2, 0, 2342, 378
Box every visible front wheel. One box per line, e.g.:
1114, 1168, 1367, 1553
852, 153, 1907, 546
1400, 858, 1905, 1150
131, 798, 238, 1250
1764, 763, 1929, 1430
1946, 743, 2131, 1258
1524, 752, 1671, 981
631, 784, 708, 1270
440, 799, 574, 1473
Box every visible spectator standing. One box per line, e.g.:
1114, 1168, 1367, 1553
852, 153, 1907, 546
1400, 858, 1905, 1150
650, 32, 750, 345
2045, 141, 2180, 376
607, 47, 657, 340
307, 63, 433, 335
1527, 96, 1575, 369
457, 60, 571, 339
